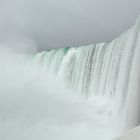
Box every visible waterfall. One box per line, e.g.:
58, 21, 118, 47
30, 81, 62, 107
1, 18, 140, 140
33, 18, 140, 131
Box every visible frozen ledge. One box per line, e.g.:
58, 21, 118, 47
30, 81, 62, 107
115, 126, 140, 140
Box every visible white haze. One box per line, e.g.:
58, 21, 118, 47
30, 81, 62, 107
0, 41, 120, 140
0, 0, 140, 139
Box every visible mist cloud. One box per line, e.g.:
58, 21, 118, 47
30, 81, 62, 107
0, 46, 118, 140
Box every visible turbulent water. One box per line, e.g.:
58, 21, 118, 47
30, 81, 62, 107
34, 18, 140, 130
0, 19, 140, 140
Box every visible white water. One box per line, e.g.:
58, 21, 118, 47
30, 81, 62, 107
35, 17, 140, 129
0, 18, 140, 140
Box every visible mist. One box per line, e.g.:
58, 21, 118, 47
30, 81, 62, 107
0, 0, 140, 140
0, 45, 119, 140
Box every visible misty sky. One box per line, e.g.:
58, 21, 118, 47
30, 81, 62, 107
0, 0, 140, 51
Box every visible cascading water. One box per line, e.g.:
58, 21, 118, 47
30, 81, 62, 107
1, 18, 140, 140
34, 17, 140, 132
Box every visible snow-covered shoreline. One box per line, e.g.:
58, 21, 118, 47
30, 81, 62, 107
115, 125, 140, 140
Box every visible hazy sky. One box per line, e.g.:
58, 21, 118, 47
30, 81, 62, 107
0, 0, 140, 51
